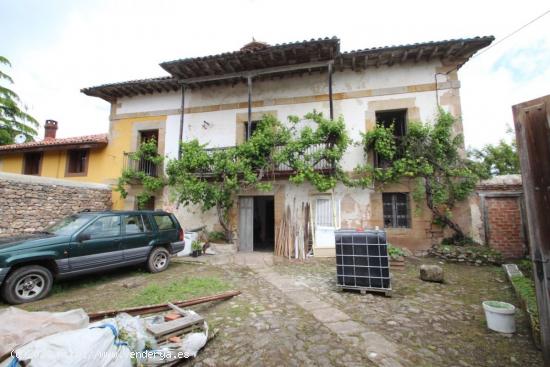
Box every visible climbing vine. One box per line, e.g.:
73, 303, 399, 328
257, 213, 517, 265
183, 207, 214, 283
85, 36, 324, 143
116, 138, 166, 209
166, 111, 349, 241
353, 109, 480, 240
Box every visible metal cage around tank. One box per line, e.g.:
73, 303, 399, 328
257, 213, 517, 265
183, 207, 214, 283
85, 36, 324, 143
335, 229, 392, 296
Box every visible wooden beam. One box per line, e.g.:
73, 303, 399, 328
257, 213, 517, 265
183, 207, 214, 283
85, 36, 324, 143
182, 64, 195, 76
445, 42, 463, 58
221, 60, 235, 73
429, 46, 439, 61
88, 291, 241, 322
388, 52, 396, 67
212, 60, 226, 74
363, 55, 369, 69
416, 48, 424, 62
401, 50, 408, 63
351, 56, 356, 71
179, 60, 333, 84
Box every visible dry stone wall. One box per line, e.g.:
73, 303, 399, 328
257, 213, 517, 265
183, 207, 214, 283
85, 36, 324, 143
0, 172, 111, 236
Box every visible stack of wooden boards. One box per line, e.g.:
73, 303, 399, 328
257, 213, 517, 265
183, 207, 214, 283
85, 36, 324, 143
145, 303, 204, 347
274, 202, 312, 259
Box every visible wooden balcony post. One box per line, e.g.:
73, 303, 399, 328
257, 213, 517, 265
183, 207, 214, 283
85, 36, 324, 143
247, 75, 253, 139
178, 83, 186, 159
328, 62, 334, 120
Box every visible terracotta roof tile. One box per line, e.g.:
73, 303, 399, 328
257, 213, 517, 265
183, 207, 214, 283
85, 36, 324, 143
0, 134, 108, 152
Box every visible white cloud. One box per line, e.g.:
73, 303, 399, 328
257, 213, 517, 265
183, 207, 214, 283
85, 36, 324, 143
4, 0, 550, 148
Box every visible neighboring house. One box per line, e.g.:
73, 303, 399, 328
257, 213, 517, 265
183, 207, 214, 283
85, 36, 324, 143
0, 121, 129, 208
82, 36, 493, 255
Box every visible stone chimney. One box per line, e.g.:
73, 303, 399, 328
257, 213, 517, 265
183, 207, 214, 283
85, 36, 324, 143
44, 120, 58, 140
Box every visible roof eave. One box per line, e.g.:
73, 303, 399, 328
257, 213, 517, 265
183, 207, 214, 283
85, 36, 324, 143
0, 141, 108, 155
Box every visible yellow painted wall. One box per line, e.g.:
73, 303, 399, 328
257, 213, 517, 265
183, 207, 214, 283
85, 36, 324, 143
0, 115, 167, 210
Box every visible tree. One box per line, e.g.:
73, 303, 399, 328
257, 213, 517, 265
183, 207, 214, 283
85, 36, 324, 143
355, 109, 479, 241
469, 131, 520, 178
0, 56, 38, 145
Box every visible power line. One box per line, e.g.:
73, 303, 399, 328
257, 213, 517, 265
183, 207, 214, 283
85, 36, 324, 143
474, 8, 550, 58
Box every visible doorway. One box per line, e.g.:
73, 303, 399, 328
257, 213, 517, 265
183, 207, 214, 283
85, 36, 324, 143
239, 196, 275, 252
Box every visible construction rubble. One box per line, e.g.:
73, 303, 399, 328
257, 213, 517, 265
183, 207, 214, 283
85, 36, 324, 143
0, 291, 240, 367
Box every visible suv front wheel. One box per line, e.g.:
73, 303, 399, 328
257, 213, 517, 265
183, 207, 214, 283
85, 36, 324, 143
2, 265, 53, 304
146, 247, 170, 273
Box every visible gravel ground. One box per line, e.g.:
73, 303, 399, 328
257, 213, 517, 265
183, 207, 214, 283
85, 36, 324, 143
5, 255, 542, 366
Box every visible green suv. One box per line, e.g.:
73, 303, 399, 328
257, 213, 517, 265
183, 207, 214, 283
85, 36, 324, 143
0, 210, 184, 304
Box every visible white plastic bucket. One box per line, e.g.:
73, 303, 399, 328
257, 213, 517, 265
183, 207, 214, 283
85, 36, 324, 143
482, 301, 516, 333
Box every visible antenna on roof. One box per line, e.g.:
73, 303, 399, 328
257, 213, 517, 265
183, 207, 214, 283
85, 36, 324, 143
14, 134, 26, 144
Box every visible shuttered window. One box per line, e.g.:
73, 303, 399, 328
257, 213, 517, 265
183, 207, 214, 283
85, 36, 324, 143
382, 193, 410, 228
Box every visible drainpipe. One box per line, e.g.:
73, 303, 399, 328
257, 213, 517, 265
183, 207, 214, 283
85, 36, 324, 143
178, 83, 186, 159
247, 75, 253, 139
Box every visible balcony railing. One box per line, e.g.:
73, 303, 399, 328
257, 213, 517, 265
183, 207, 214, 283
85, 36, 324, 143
199, 144, 333, 175
123, 152, 159, 177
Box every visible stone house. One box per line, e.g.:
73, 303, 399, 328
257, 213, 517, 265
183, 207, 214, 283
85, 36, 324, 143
82, 36, 493, 255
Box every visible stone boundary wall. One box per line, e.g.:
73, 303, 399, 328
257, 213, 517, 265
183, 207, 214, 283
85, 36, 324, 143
0, 172, 112, 236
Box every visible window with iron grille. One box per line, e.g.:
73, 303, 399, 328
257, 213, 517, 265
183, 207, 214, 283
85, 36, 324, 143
375, 109, 407, 168
382, 193, 410, 228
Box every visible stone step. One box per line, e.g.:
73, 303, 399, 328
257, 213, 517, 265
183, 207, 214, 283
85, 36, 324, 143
209, 242, 237, 254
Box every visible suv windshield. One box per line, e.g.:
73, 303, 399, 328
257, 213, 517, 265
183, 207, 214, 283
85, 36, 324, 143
45, 214, 93, 236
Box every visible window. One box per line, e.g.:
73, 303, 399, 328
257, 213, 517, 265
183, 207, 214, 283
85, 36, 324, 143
375, 109, 407, 167
138, 196, 155, 210
66, 149, 89, 176
82, 215, 121, 239
140, 130, 159, 145
244, 120, 260, 141
382, 193, 410, 228
123, 215, 147, 234
315, 197, 341, 228
23, 152, 42, 175
154, 214, 176, 230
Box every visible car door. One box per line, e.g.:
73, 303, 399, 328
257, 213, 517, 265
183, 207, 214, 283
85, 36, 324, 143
69, 215, 123, 272
152, 213, 178, 244
121, 214, 154, 263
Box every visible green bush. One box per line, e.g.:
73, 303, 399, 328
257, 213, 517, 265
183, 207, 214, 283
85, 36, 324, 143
388, 244, 406, 259
208, 231, 227, 242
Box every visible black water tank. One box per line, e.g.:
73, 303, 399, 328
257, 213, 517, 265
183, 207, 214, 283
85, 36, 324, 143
335, 229, 391, 294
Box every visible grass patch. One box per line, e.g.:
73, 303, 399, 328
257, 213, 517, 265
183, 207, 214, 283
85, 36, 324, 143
122, 276, 230, 307
510, 274, 540, 347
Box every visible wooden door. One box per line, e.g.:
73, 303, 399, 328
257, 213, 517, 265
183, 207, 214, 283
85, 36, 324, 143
239, 197, 254, 252
513, 95, 550, 362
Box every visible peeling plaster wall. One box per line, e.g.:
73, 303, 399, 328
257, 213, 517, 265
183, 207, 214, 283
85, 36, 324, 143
112, 59, 472, 252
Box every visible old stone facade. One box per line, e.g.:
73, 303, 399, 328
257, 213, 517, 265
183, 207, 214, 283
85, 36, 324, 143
82, 36, 493, 254
0, 172, 112, 236
475, 175, 527, 258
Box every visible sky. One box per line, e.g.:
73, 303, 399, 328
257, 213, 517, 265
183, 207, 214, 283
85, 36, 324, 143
1, 0, 549, 149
